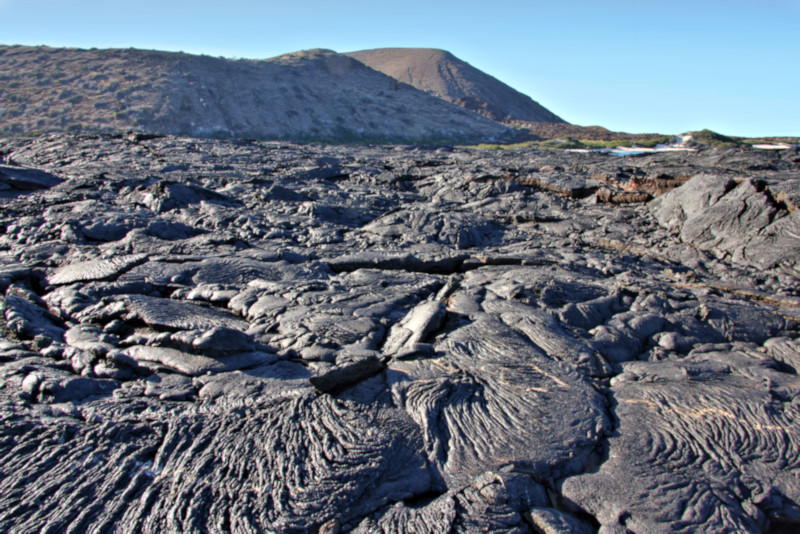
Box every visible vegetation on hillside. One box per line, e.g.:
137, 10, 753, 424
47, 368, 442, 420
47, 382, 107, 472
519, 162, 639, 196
509, 121, 669, 143
736, 136, 800, 145
469, 126, 799, 152
465, 135, 673, 151
687, 129, 742, 148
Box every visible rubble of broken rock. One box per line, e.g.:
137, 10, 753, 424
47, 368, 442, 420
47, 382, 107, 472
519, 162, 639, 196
0, 132, 799, 533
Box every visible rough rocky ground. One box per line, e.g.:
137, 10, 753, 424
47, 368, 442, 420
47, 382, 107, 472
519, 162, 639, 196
0, 133, 799, 533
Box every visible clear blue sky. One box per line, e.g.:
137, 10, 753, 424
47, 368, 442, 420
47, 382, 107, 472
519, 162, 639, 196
1, 0, 798, 137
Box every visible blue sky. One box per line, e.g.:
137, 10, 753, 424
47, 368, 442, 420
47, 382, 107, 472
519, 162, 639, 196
1, 0, 798, 137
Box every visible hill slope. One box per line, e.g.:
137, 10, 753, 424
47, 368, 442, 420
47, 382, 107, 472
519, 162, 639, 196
0, 46, 510, 143
345, 48, 564, 123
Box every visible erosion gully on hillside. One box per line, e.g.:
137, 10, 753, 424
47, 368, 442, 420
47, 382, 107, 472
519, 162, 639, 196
1, 133, 799, 533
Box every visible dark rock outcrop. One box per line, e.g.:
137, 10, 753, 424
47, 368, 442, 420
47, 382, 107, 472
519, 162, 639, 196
0, 164, 63, 195
650, 173, 800, 270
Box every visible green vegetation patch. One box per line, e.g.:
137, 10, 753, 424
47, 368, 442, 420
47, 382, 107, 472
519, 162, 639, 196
688, 129, 742, 148
738, 136, 800, 145
465, 135, 673, 151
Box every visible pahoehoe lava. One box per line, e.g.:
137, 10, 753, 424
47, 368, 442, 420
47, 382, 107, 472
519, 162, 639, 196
1, 133, 799, 533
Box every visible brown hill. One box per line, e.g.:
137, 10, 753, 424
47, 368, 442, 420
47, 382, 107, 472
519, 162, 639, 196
345, 48, 564, 123
0, 46, 511, 143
